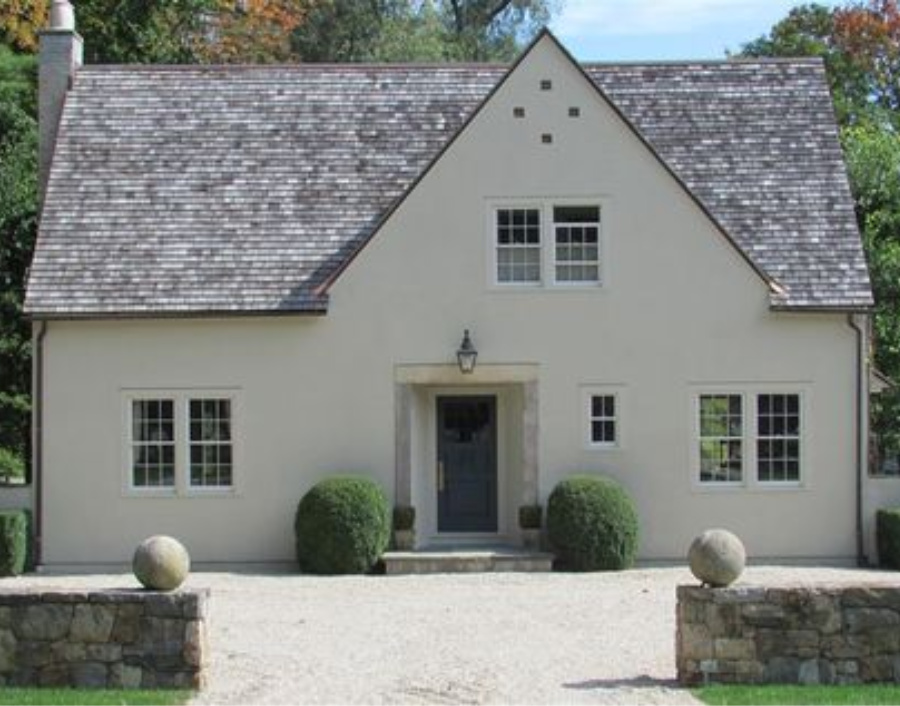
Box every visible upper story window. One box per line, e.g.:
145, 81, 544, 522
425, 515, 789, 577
127, 391, 236, 494
694, 389, 803, 489
554, 206, 600, 284
496, 208, 541, 284
493, 201, 603, 288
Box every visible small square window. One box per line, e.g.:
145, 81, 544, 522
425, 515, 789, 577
513, 107, 525, 118
569, 107, 580, 117
540, 79, 552, 90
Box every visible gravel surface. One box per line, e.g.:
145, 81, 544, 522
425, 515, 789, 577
11, 564, 899, 704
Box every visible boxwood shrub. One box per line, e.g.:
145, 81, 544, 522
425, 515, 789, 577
0, 510, 27, 576
877, 507, 900, 569
547, 475, 639, 571
294, 476, 390, 574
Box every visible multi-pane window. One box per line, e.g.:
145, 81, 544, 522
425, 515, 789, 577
128, 394, 234, 492
696, 391, 803, 487
189, 399, 233, 488
496, 208, 541, 284
589, 394, 617, 445
131, 400, 176, 488
698, 395, 744, 483
554, 206, 600, 284
757, 394, 801, 482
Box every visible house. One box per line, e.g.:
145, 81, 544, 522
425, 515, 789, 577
23, 0, 900, 567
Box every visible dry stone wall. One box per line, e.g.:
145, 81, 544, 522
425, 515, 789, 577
0, 589, 208, 689
677, 584, 900, 685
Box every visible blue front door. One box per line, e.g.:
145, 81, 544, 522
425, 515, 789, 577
437, 396, 497, 532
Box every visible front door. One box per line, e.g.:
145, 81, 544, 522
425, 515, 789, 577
437, 396, 497, 532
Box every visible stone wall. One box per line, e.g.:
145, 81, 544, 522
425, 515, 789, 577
677, 584, 900, 686
0, 589, 208, 689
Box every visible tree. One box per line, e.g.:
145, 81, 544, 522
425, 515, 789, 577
843, 124, 900, 463
0, 46, 37, 479
834, 0, 900, 120
290, 0, 557, 63
0, 0, 47, 52
72, 0, 308, 64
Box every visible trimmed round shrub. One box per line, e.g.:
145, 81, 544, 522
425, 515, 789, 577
547, 475, 639, 571
295, 476, 390, 575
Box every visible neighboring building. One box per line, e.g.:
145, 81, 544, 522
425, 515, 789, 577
24, 1, 900, 566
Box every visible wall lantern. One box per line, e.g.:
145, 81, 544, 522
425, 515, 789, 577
456, 329, 478, 374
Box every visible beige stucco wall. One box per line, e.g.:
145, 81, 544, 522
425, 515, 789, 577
39, 37, 861, 564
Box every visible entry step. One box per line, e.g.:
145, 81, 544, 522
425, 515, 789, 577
382, 546, 554, 575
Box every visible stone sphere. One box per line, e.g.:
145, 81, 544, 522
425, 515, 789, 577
133, 535, 190, 591
688, 528, 746, 587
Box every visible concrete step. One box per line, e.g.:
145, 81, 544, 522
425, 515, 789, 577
382, 546, 554, 575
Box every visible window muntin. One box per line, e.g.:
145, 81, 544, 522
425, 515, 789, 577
131, 400, 176, 488
554, 205, 600, 284
589, 394, 617, 446
698, 395, 743, 484
496, 208, 541, 284
757, 394, 801, 483
189, 399, 233, 488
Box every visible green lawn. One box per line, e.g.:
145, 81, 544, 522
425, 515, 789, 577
696, 684, 900, 705
0, 689, 192, 705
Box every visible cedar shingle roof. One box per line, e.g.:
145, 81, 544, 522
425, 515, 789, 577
25, 51, 872, 316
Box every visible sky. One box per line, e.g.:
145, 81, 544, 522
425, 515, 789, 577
550, 0, 841, 61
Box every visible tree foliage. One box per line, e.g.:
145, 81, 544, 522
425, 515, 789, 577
0, 0, 47, 52
290, 0, 555, 62
0, 46, 37, 469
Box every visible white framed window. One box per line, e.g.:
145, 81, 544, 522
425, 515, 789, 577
582, 386, 623, 449
491, 200, 603, 288
692, 387, 805, 489
496, 207, 542, 284
125, 390, 237, 495
188, 399, 234, 489
698, 394, 743, 484
756, 394, 801, 483
131, 399, 176, 488
553, 205, 600, 284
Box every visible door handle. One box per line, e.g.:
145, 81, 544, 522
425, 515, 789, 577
437, 460, 445, 493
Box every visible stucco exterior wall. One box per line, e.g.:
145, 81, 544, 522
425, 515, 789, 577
38, 37, 860, 564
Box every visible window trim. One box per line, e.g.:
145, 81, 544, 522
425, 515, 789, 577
122, 389, 240, 498
582, 385, 624, 450
690, 385, 809, 492
488, 197, 607, 291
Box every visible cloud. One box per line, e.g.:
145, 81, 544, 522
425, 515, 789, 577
551, 0, 805, 38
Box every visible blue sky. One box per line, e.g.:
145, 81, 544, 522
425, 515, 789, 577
550, 0, 841, 61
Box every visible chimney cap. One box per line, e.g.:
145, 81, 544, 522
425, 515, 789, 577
49, 0, 75, 31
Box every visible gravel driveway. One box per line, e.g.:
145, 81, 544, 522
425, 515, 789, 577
14, 564, 898, 704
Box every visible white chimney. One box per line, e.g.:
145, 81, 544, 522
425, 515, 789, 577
39, 0, 83, 203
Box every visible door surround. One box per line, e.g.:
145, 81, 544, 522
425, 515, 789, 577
393, 363, 539, 545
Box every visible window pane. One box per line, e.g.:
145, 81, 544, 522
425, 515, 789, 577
757, 394, 800, 483
589, 394, 617, 445
189, 398, 234, 488
131, 399, 176, 489
553, 206, 600, 283
698, 395, 742, 483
